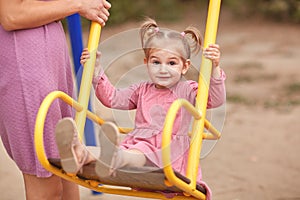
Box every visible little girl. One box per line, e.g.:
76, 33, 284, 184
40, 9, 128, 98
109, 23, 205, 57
55, 17, 226, 198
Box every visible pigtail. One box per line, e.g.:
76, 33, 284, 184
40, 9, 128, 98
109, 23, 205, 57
139, 17, 159, 49
182, 26, 202, 56
139, 17, 203, 61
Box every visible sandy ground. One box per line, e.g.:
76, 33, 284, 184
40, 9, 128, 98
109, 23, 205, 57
1, 9, 300, 200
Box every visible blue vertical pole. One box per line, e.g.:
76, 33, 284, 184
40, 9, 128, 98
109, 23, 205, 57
67, 13, 101, 195
67, 14, 97, 146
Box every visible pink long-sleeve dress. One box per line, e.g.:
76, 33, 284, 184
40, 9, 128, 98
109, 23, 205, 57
93, 69, 226, 198
0, 22, 74, 177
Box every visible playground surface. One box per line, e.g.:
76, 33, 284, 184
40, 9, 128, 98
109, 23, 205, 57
1, 11, 300, 200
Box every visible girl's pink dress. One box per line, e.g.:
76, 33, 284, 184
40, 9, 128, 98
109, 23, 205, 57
94, 69, 226, 199
0, 22, 74, 177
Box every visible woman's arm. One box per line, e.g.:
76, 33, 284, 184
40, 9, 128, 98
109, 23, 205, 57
0, 0, 110, 31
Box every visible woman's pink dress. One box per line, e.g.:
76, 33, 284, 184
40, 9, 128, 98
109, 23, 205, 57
0, 22, 74, 177
93, 69, 226, 199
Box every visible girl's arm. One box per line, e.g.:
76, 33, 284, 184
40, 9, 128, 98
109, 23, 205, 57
93, 70, 139, 110
81, 48, 138, 110
0, 0, 111, 31
203, 44, 221, 78
188, 72, 226, 109
203, 44, 226, 108
207, 70, 226, 108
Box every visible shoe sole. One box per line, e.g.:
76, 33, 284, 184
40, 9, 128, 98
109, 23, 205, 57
95, 122, 119, 178
55, 118, 79, 174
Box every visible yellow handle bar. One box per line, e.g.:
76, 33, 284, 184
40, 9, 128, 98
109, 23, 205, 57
162, 0, 222, 198
75, 22, 102, 138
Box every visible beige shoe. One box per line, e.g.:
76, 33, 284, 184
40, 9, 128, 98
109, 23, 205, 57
55, 117, 88, 174
95, 122, 120, 178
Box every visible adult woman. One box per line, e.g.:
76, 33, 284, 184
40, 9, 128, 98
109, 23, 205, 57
0, 0, 110, 199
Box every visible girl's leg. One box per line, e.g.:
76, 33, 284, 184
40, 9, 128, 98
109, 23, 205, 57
23, 173, 79, 200
95, 122, 146, 178
55, 117, 95, 174
115, 149, 147, 169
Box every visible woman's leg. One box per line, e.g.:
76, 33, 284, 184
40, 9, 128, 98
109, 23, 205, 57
61, 178, 80, 200
23, 173, 79, 200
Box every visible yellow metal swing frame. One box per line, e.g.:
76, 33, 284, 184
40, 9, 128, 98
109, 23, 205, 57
34, 0, 222, 199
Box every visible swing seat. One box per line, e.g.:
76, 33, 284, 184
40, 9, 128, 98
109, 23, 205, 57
48, 158, 207, 194
35, 91, 217, 199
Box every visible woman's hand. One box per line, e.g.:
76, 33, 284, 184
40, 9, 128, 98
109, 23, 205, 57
0, 0, 111, 31
78, 0, 111, 26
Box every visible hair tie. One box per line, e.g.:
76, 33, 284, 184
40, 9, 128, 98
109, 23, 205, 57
181, 32, 186, 37
154, 27, 160, 33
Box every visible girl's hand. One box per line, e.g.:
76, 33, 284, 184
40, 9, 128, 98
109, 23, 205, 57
80, 48, 102, 77
203, 44, 220, 68
80, 48, 90, 66
95, 51, 101, 67
80, 48, 101, 66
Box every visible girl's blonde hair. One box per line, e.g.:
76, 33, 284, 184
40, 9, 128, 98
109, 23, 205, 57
140, 17, 202, 60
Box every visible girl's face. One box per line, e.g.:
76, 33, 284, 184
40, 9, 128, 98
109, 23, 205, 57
145, 49, 190, 89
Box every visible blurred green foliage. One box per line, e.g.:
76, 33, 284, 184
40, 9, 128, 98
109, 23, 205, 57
63, 0, 299, 30
223, 0, 300, 23
107, 0, 182, 24
104, 0, 300, 24
78, 0, 207, 28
